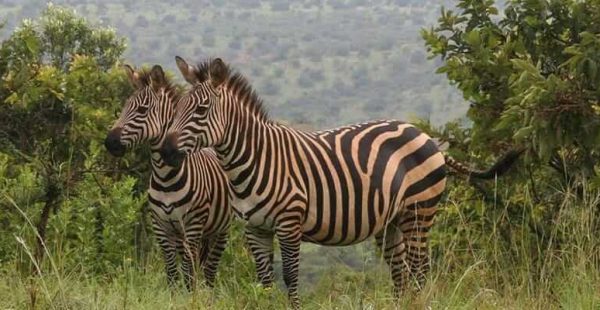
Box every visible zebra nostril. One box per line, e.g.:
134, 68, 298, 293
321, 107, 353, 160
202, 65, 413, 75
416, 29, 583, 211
159, 143, 174, 159
105, 128, 126, 157
160, 133, 185, 167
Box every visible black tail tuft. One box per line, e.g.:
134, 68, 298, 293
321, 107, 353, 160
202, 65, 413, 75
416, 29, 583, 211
470, 148, 525, 179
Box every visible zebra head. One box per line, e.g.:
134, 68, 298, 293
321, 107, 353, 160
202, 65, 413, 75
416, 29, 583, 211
105, 64, 173, 157
161, 57, 228, 167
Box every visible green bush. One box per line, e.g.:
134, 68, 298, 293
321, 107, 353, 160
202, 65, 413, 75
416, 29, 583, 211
421, 0, 600, 265
0, 5, 147, 273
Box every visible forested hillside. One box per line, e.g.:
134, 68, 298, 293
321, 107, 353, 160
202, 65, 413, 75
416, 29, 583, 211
1, 0, 465, 126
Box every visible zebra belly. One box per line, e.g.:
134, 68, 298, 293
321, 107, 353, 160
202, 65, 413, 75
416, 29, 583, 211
301, 204, 398, 246
300, 173, 444, 246
202, 200, 230, 237
231, 195, 276, 229
301, 230, 376, 245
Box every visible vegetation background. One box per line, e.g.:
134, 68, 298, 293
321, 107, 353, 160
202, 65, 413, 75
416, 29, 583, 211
0, 0, 598, 309
1, 0, 466, 127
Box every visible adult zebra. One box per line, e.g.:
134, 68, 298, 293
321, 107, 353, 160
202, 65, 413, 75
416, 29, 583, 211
161, 57, 519, 307
104, 65, 232, 290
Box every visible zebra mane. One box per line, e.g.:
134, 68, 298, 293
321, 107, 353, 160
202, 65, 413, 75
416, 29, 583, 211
135, 68, 181, 102
193, 59, 270, 122
190, 60, 211, 83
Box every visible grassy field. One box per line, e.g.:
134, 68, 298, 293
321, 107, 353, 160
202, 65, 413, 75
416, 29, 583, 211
1, 188, 598, 310
1, 253, 597, 309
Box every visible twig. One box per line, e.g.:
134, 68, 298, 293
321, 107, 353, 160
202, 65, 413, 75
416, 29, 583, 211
528, 164, 541, 204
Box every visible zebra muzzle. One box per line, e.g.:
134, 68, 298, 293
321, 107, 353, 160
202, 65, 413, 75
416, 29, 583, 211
105, 127, 126, 157
160, 132, 185, 167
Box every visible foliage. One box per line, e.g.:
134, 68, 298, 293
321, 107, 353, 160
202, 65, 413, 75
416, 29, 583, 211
0, 5, 148, 271
422, 0, 600, 174
421, 0, 600, 283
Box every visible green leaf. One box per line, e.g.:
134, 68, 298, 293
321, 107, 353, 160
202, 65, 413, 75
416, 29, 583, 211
513, 125, 534, 140
465, 30, 481, 47
563, 45, 581, 56
49, 89, 65, 101
4, 92, 19, 105
511, 59, 538, 75
585, 59, 597, 82
24, 36, 39, 54
524, 16, 539, 26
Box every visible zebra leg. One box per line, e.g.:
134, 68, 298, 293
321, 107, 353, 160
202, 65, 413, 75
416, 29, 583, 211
245, 226, 275, 287
180, 210, 209, 291
276, 220, 302, 309
202, 231, 229, 288
398, 203, 436, 291
198, 239, 211, 268
153, 219, 180, 287
375, 216, 409, 297
181, 236, 201, 291
158, 239, 179, 287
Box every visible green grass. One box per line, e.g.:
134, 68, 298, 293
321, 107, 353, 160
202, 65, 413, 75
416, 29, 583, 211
2, 192, 599, 310
2, 249, 597, 309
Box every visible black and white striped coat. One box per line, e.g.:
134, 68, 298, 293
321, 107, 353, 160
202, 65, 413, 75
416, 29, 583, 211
105, 65, 231, 290
161, 58, 519, 307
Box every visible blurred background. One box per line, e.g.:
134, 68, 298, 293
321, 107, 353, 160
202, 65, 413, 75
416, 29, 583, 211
2, 0, 466, 126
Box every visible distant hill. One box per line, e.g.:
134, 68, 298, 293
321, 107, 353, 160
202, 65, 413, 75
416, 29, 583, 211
1, 0, 467, 127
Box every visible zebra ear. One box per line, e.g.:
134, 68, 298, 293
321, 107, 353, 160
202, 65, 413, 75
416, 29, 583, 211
209, 58, 228, 88
149, 65, 167, 92
175, 56, 198, 85
123, 64, 143, 89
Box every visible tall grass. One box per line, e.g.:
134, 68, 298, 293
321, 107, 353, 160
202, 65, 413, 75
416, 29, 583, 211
1, 187, 598, 309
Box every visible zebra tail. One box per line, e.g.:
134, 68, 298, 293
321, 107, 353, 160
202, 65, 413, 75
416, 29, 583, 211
445, 149, 524, 180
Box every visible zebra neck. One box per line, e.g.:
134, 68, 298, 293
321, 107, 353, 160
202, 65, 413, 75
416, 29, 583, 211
215, 113, 276, 186
211, 86, 279, 186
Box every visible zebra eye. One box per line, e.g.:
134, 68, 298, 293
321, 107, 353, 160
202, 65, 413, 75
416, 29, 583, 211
195, 105, 208, 115
136, 106, 148, 114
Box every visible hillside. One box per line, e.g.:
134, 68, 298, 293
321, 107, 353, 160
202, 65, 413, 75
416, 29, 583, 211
1, 0, 466, 127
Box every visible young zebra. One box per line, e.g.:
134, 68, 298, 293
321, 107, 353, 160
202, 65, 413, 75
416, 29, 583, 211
104, 65, 231, 290
160, 57, 519, 308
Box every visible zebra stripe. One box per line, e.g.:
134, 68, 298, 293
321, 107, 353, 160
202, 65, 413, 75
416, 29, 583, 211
162, 58, 517, 308
105, 64, 231, 290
